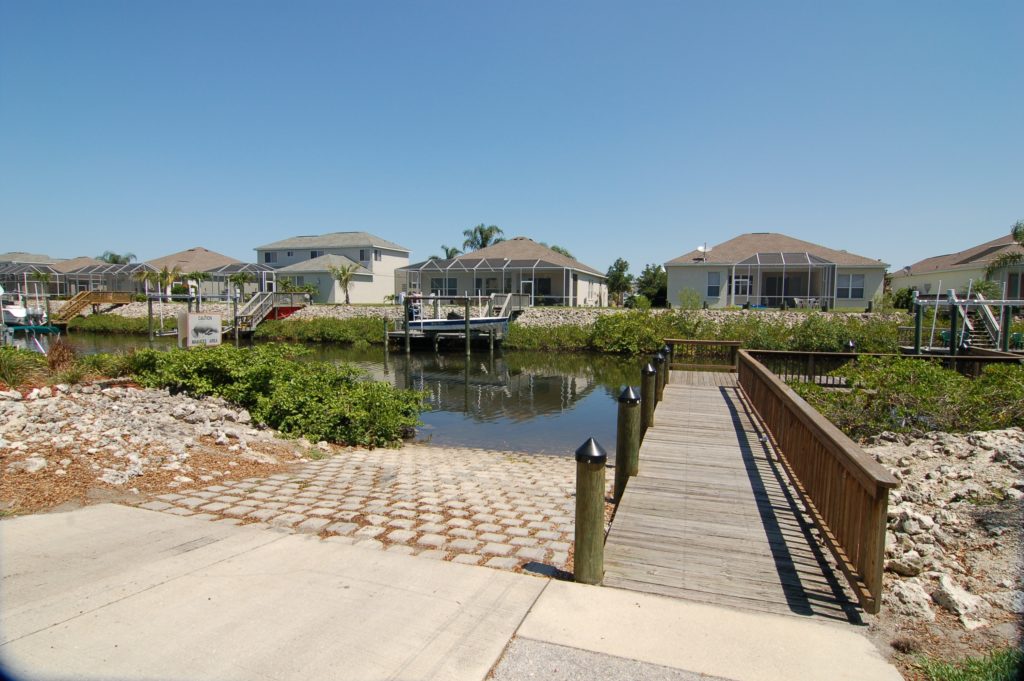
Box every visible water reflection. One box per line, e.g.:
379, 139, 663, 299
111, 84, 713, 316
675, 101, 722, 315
68, 334, 641, 455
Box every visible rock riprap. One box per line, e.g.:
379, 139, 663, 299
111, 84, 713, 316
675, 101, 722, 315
867, 428, 1023, 637
0, 382, 301, 511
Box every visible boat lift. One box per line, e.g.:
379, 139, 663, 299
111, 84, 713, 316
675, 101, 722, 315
911, 288, 1024, 356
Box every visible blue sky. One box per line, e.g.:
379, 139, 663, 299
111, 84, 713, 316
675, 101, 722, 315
1, 1, 1021, 274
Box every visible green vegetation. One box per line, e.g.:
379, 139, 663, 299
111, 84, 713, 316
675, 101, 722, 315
68, 314, 176, 334
917, 647, 1021, 681
254, 317, 387, 344
792, 357, 1024, 439
130, 344, 422, 447
0, 347, 47, 388
505, 310, 903, 355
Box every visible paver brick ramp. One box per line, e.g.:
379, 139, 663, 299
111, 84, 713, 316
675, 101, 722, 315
603, 374, 861, 622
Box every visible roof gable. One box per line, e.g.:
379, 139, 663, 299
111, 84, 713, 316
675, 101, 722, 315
895, 233, 1024, 277
666, 232, 885, 267
146, 247, 241, 272
405, 237, 603, 277
256, 231, 409, 253
276, 253, 369, 274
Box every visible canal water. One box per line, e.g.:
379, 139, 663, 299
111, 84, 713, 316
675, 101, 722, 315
64, 334, 641, 455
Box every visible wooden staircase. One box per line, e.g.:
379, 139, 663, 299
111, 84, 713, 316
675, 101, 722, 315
52, 291, 135, 324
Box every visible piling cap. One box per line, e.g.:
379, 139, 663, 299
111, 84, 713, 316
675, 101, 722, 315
661, 344, 671, 355
618, 386, 641, 404
641, 363, 656, 376
575, 437, 608, 464
652, 352, 665, 364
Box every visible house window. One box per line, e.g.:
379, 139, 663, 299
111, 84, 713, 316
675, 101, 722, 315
837, 273, 865, 299
264, 252, 278, 264
474, 277, 500, 294
731, 275, 750, 297
374, 249, 382, 262
286, 251, 293, 257
429, 277, 457, 296
707, 272, 721, 297
536, 278, 552, 295
293, 276, 304, 286
310, 250, 324, 259
360, 249, 371, 262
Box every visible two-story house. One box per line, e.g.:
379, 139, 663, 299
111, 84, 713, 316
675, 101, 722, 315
255, 231, 410, 304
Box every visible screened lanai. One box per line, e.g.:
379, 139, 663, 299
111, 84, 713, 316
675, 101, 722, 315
63, 263, 157, 294
205, 263, 277, 296
0, 262, 65, 296
401, 257, 599, 307
728, 252, 838, 308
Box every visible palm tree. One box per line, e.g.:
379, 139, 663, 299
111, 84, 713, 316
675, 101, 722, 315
428, 244, 463, 261
462, 224, 504, 251
185, 271, 211, 311
151, 266, 182, 330
328, 264, 359, 304
985, 220, 1024, 278
227, 272, 254, 301
96, 251, 137, 265
32, 271, 53, 322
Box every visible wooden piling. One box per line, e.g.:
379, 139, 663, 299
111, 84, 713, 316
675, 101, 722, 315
640, 363, 656, 433
574, 437, 607, 585
653, 352, 666, 401
614, 387, 641, 502
147, 298, 154, 341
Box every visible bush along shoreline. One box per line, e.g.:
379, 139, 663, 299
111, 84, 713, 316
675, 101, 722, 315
1, 343, 424, 448
68, 309, 909, 355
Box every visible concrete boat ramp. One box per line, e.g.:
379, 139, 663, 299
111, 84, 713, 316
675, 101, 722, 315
1, 504, 900, 681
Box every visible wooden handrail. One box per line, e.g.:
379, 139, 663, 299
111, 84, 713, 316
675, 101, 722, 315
665, 339, 742, 372
736, 349, 898, 614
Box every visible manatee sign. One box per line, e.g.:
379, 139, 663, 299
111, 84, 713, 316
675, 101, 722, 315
177, 313, 222, 348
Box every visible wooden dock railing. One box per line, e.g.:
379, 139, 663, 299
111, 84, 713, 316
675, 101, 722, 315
664, 339, 741, 372
736, 349, 899, 614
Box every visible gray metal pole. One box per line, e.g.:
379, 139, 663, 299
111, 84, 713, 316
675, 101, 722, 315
948, 290, 958, 357
148, 298, 154, 341
465, 298, 471, 358
917, 292, 925, 356
404, 298, 411, 355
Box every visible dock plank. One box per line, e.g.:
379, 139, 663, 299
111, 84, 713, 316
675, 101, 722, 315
603, 371, 860, 622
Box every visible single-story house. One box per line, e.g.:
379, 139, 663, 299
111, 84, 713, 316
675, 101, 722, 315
890, 233, 1024, 299
665, 233, 888, 309
275, 254, 373, 304
255, 231, 409, 304
397, 237, 607, 307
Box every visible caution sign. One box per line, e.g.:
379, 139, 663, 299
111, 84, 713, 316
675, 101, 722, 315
178, 313, 222, 348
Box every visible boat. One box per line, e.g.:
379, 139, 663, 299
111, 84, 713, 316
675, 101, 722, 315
1, 292, 47, 326
406, 315, 510, 334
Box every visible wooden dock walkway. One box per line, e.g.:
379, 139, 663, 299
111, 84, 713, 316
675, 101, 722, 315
603, 371, 861, 622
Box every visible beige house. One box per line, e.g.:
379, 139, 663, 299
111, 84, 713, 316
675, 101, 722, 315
275, 254, 373, 304
255, 232, 409, 304
665, 233, 887, 309
397, 237, 607, 307
890, 234, 1024, 298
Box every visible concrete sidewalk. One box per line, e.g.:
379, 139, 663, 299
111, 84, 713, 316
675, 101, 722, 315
0, 505, 901, 681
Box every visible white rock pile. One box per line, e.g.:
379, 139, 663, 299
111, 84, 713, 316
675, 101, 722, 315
1, 382, 304, 497
866, 429, 1023, 632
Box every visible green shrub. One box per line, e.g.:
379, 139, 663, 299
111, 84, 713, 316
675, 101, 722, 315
254, 317, 386, 344
792, 357, 1024, 439
917, 647, 1022, 681
68, 314, 176, 334
591, 311, 666, 354
0, 348, 47, 388
131, 344, 423, 447
504, 324, 592, 352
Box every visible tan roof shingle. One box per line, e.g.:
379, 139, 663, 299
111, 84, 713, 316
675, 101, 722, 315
893, 234, 1024, 277
666, 233, 886, 267
146, 247, 241, 272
